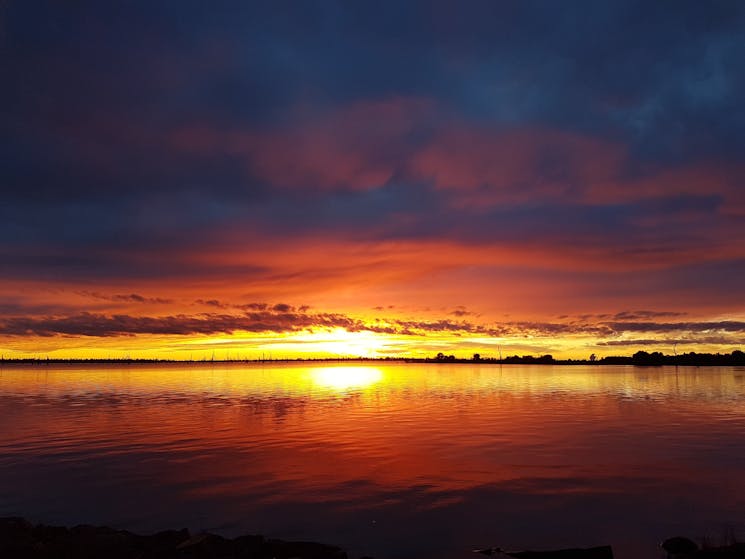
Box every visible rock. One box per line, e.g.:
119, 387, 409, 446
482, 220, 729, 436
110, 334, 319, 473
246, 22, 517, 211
661, 536, 699, 557
696, 542, 745, 558
0, 517, 37, 558
66, 524, 139, 558
0, 516, 34, 539
175, 532, 234, 557
147, 527, 191, 547
232, 533, 265, 557
265, 538, 348, 559
137, 528, 191, 557
32, 523, 69, 543
474, 547, 503, 556
507, 545, 614, 559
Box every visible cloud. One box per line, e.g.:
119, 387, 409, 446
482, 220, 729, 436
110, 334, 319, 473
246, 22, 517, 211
2, 311, 494, 338
235, 98, 435, 191
0, 310, 370, 338
0, 300, 743, 358
409, 126, 622, 205
611, 310, 688, 320
449, 306, 473, 317
2, 1, 745, 354
194, 299, 227, 308
597, 337, 738, 347
604, 321, 745, 333
162, 101, 745, 215
486, 320, 745, 337
81, 292, 173, 304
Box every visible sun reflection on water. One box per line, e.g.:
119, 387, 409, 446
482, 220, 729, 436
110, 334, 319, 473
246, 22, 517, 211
309, 366, 383, 391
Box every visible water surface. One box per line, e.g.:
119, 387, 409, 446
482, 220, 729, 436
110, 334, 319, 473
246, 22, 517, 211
2, 362, 745, 558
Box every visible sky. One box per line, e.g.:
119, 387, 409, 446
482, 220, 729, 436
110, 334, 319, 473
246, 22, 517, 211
1, 0, 744, 359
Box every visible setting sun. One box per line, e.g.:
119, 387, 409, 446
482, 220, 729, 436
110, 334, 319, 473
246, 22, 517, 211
265, 328, 390, 359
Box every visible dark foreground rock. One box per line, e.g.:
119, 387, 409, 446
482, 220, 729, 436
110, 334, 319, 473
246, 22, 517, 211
475, 545, 614, 558
0, 517, 348, 559
506, 545, 614, 558
660, 536, 745, 558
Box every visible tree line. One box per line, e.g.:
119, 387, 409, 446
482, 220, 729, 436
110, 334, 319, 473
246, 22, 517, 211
428, 350, 745, 366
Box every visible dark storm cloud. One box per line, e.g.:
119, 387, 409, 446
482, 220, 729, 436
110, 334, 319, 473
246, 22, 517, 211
0, 310, 372, 338
0, 312, 508, 338
3, 309, 742, 340
1, 0, 744, 299
392, 318, 745, 338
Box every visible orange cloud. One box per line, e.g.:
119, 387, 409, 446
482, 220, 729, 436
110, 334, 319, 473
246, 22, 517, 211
170, 97, 435, 191
166, 98, 745, 220
410, 126, 623, 206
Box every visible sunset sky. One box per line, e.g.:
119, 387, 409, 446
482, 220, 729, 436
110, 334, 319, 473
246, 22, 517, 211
2, 1, 744, 359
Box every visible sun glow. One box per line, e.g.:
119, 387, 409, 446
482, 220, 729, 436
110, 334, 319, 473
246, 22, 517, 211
310, 366, 384, 391
267, 328, 389, 358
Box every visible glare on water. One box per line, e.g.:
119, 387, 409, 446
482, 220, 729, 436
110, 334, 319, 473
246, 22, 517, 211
309, 366, 383, 391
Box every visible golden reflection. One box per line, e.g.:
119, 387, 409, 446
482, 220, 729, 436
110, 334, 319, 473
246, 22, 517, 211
309, 366, 383, 391
4, 363, 745, 401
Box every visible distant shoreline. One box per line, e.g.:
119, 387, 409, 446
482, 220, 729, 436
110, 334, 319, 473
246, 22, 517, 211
1, 350, 743, 367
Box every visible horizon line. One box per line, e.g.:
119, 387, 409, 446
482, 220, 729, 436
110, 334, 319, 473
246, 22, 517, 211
1, 349, 743, 366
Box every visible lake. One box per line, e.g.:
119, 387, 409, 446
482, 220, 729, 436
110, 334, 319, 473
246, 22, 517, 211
1, 362, 744, 558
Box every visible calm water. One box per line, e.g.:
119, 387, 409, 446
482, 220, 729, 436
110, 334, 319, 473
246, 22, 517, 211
1, 363, 745, 558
